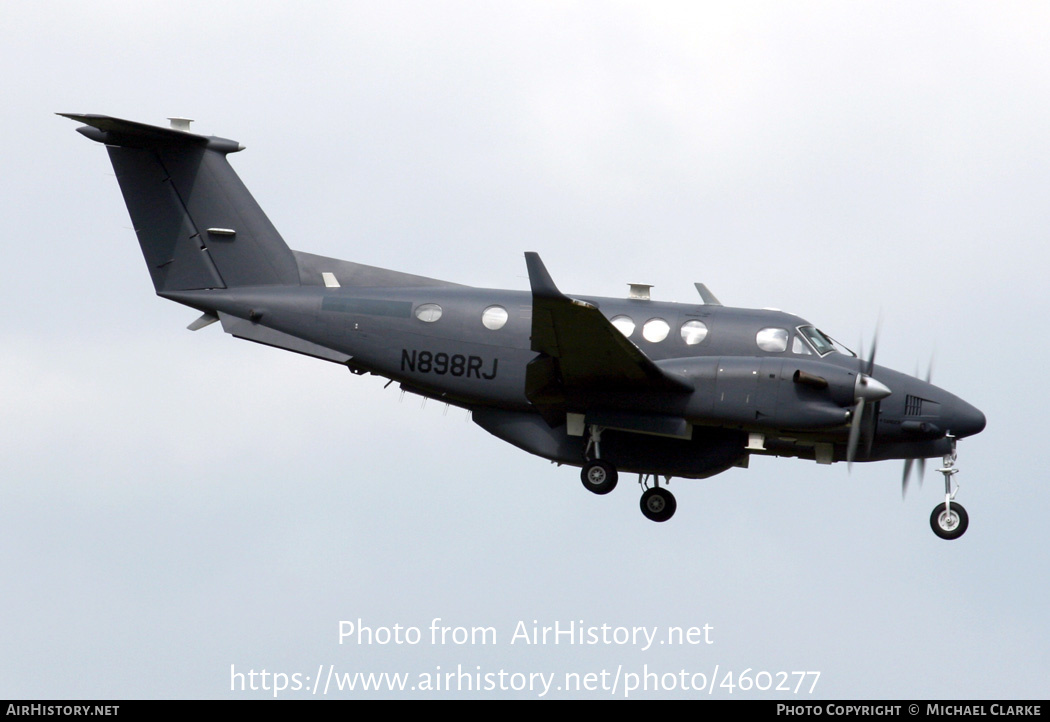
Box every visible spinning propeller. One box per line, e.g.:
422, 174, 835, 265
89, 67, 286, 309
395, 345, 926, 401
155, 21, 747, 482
847, 330, 890, 469
901, 356, 935, 497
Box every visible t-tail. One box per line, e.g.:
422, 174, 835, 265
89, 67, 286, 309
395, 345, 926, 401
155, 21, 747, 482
62, 114, 301, 293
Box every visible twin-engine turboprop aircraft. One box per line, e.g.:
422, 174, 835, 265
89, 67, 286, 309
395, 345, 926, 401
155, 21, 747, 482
63, 114, 986, 538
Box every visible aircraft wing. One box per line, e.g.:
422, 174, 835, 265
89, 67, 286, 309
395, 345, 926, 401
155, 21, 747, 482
524, 253, 692, 418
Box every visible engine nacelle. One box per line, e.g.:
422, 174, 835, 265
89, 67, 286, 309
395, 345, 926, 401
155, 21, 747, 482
661, 356, 860, 431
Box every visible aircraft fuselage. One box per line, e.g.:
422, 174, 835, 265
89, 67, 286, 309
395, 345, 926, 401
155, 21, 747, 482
164, 281, 984, 474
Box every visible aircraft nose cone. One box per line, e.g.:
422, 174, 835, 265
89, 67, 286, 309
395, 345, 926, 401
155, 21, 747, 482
951, 399, 987, 438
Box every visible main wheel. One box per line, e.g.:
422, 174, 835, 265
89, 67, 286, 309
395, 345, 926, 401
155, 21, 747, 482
581, 460, 618, 495
640, 487, 676, 522
930, 501, 969, 540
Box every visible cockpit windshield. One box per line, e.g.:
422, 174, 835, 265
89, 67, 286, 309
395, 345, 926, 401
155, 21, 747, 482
797, 326, 855, 357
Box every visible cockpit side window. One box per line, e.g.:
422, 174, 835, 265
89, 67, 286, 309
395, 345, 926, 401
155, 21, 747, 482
797, 326, 847, 356
792, 335, 812, 355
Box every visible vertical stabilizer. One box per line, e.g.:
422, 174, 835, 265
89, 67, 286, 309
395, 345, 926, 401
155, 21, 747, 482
62, 113, 300, 292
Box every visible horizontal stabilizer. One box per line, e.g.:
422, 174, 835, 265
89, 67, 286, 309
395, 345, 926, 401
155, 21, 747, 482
187, 312, 219, 331
218, 312, 352, 365
58, 113, 243, 154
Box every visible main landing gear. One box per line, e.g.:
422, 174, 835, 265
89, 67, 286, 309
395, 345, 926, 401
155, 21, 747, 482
639, 477, 676, 522
579, 425, 677, 522
580, 426, 618, 494
930, 435, 968, 540
581, 459, 617, 495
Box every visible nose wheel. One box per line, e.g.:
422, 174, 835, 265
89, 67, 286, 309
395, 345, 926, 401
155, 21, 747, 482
930, 501, 968, 540
929, 435, 968, 540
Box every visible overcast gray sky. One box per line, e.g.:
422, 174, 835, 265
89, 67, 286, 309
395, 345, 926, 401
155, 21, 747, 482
2, 0, 1047, 699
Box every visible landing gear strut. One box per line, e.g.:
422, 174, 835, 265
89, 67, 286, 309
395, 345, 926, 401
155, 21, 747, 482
580, 425, 618, 494
930, 435, 968, 540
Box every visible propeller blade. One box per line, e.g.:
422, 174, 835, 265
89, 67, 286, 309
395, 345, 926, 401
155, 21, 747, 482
854, 322, 889, 403
863, 400, 879, 458
850, 321, 885, 472
902, 457, 928, 498
847, 397, 865, 469
859, 318, 880, 375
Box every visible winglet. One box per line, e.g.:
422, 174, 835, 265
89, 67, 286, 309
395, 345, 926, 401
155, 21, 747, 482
525, 252, 563, 299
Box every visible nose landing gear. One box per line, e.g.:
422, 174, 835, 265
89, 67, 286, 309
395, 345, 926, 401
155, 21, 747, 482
930, 435, 968, 540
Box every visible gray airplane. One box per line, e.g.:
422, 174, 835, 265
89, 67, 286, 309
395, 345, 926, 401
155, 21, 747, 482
63, 113, 986, 538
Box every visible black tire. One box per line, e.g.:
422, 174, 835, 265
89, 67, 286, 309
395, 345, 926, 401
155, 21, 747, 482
640, 487, 676, 522
581, 460, 618, 495
930, 501, 969, 540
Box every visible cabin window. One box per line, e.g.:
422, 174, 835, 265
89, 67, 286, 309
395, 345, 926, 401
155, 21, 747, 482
756, 327, 789, 353
414, 303, 443, 323
611, 315, 635, 337
481, 305, 508, 330
642, 318, 670, 343
680, 320, 709, 345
